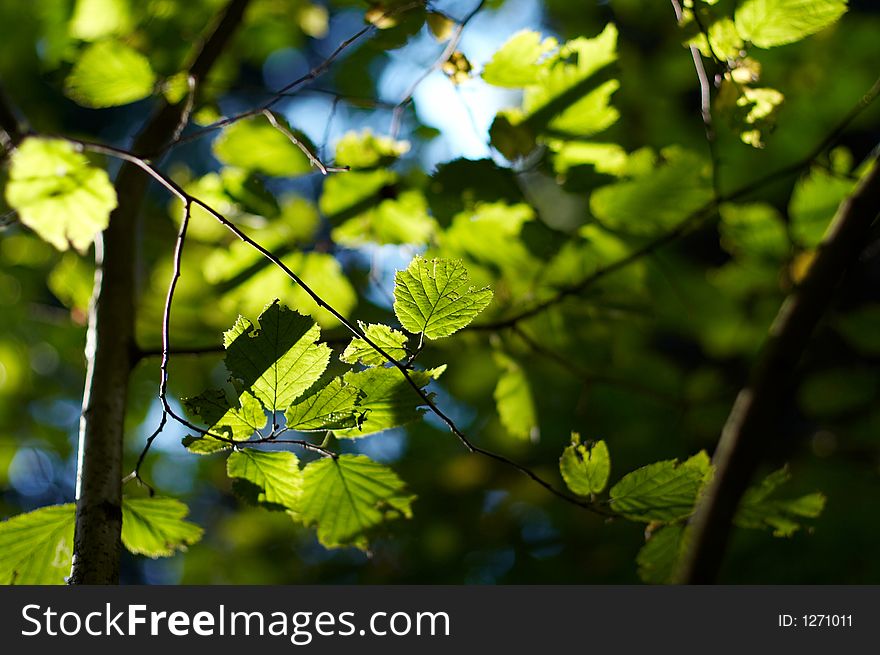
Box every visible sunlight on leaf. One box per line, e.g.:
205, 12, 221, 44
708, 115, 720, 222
0, 504, 74, 584
5, 137, 117, 253
121, 497, 203, 558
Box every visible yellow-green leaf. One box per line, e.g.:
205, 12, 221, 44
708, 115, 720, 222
5, 137, 117, 252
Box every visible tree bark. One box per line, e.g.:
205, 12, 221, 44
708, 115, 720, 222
678, 157, 880, 584
69, 0, 251, 584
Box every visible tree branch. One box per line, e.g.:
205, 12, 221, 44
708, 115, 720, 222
678, 154, 880, 584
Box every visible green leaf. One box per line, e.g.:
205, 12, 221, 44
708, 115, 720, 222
213, 115, 313, 177
319, 169, 396, 219
70, 0, 133, 41
223, 301, 331, 412
331, 190, 437, 247
182, 389, 266, 455
734, 86, 785, 148
226, 450, 303, 510
334, 129, 410, 169
736, 468, 826, 537
521, 24, 619, 136
609, 452, 713, 522
393, 256, 493, 339
341, 322, 409, 366
5, 137, 118, 252
590, 149, 713, 236
64, 40, 156, 107
789, 167, 853, 248
335, 367, 434, 438
493, 352, 539, 441
0, 504, 74, 584
284, 376, 365, 432
719, 203, 789, 260
735, 0, 847, 48
299, 454, 416, 549
636, 525, 685, 584
439, 202, 538, 281
121, 497, 203, 558
482, 30, 558, 88
560, 434, 611, 495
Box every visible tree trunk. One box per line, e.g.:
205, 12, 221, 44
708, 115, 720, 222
69, 0, 251, 584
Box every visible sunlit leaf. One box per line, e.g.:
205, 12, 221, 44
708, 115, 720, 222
610, 452, 713, 522
121, 497, 203, 558
493, 352, 539, 441
64, 40, 156, 107
591, 149, 712, 236
299, 454, 415, 549
223, 301, 330, 411
789, 167, 853, 248
735, 0, 847, 48
719, 203, 788, 260
5, 137, 117, 252
482, 30, 558, 88
560, 434, 610, 495
182, 389, 266, 455
341, 322, 409, 366
334, 367, 434, 438
393, 256, 493, 339
0, 504, 74, 584
226, 450, 303, 510
285, 376, 365, 432
334, 130, 409, 169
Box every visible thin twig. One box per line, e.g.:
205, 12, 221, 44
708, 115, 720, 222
261, 109, 348, 175
671, 0, 721, 197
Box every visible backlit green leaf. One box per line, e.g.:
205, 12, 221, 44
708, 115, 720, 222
482, 30, 558, 88
335, 367, 434, 438
393, 256, 493, 339
493, 352, 539, 441
299, 454, 415, 549
285, 376, 365, 432
182, 389, 266, 455
334, 130, 410, 169
223, 301, 330, 412
591, 149, 713, 236
5, 137, 117, 252
560, 434, 610, 495
341, 322, 409, 366
121, 497, 203, 558
735, 0, 847, 48
226, 450, 303, 510
0, 504, 74, 584
64, 40, 156, 107
609, 452, 713, 522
